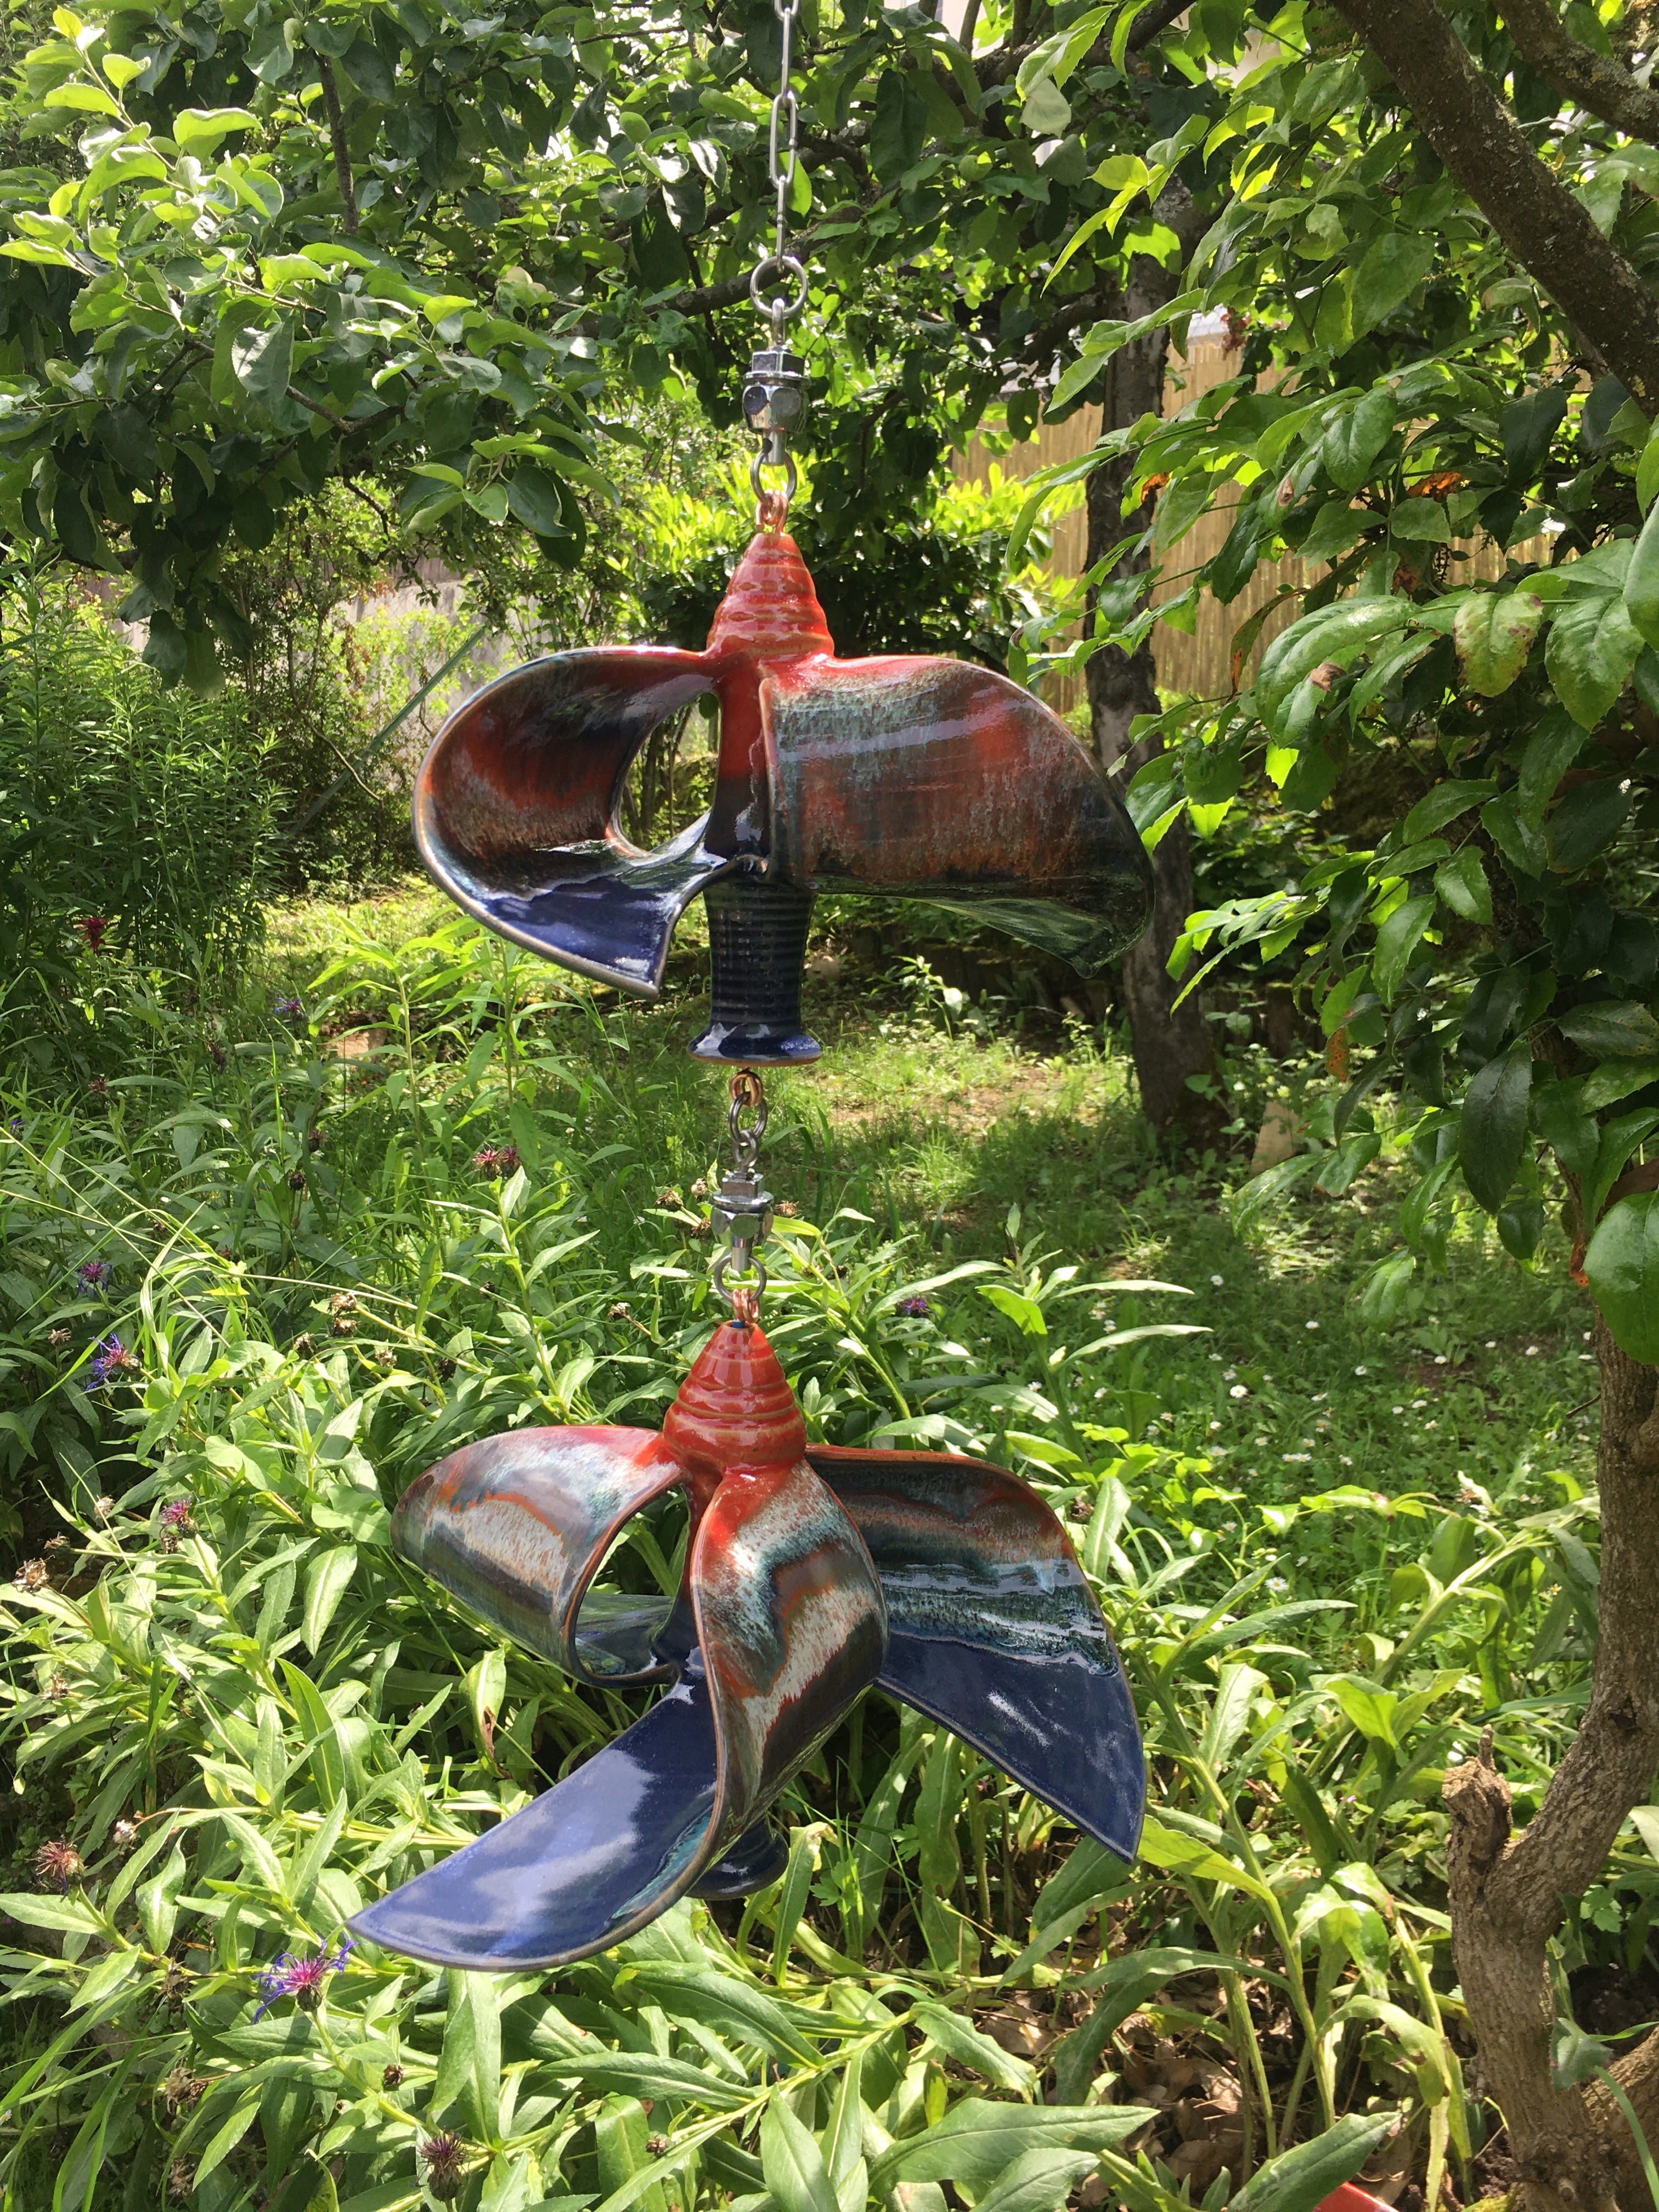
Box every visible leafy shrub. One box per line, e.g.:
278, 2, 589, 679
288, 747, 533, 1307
0, 580, 278, 1066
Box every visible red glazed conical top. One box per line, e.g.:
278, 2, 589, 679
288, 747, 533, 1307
663, 1320, 808, 1472
704, 532, 833, 662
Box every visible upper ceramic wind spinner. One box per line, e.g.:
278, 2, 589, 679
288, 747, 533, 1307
411, 525, 1154, 1062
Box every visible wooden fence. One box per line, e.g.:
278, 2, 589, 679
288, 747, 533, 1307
957, 340, 1533, 713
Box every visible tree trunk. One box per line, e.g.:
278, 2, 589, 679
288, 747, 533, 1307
1083, 244, 1224, 1152
1443, 1316, 1659, 2212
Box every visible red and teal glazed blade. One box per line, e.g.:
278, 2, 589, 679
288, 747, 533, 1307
813, 1446, 1144, 1864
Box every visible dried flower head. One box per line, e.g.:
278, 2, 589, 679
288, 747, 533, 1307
436, 1357, 456, 1382
775, 1199, 800, 1218
111, 1818, 138, 1847
656, 1188, 682, 1209
294, 1333, 317, 1357
253, 1936, 354, 2019
287, 1169, 307, 1192
13, 1559, 46, 1593
35, 1838, 83, 1892
330, 1290, 359, 1337
87, 1076, 109, 1099
420, 2132, 473, 2202
48, 1327, 70, 1350
691, 1177, 710, 1200
159, 2067, 207, 2120
47, 1674, 69, 1700
307, 1129, 323, 1151
94, 1495, 114, 1521
1069, 1497, 1093, 1523
382, 2061, 406, 2090
43, 1535, 67, 1556
166, 2158, 195, 2204
646, 2134, 671, 2157
609, 1301, 632, 1321
207, 1041, 225, 1068
375, 1345, 395, 1369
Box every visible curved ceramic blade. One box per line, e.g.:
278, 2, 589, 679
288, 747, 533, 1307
413, 647, 734, 995
760, 657, 1153, 975
349, 1666, 720, 1971
811, 1446, 1144, 1862
391, 1425, 685, 1685
692, 1455, 887, 1818
357, 1454, 885, 1973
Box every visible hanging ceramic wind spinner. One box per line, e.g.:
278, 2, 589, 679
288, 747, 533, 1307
349, 17, 1153, 1971
349, 1308, 1144, 1971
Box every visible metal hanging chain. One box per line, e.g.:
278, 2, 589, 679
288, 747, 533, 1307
710, 1068, 774, 1323
752, 0, 807, 342
743, 0, 809, 526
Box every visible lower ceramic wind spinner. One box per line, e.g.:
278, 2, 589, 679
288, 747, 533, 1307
350, 1317, 1143, 1971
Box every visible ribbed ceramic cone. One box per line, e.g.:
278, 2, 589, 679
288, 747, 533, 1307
663, 1320, 808, 1471
704, 532, 833, 661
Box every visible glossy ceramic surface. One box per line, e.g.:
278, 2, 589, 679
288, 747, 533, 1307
411, 529, 1153, 1010
351, 1321, 1144, 1972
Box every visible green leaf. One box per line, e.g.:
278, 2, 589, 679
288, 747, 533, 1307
761, 2095, 839, 2212
973, 2152, 1100, 2212
1229, 2113, 1400, 2212
1584, 1191, 1659, 1362
1517, 711, 1588, 826
173, 106, 258, 153
915, 2003, 1035, 2094
1557, 1001, 1659, 1059
1460, 1046, 1533, 1213
1372, 893, 1436, 1005
1350, 232, 1434, 339
505, 464, 573, 540
1546, 591, 1643, 727
867, 2101, 1153, 2197
1434, 847, 1492, 924
1454, 591, 1543, 696
1257, 600, 1410, 737
1389, 498, 1450, 544
1584, 1055, 1659, 1111
1051, 292, 1202, 411
0, 1892, 103, 1933
231, 318, 294, 410
302, 1544, 357, 1653
871, 70, 928, 176
1322, 388, 1396, 495
1481, 795, 1547, 879
1548, 777, 1632, 872
1626, 492, 1659, 646
1402, 780, 1497, 844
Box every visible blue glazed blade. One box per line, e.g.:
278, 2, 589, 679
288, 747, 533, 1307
349, 1671, 720, 1972
811, 1447, 1145, 1863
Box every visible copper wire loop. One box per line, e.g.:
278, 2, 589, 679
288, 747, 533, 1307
757, 487, 790, 533
731, 1069, 764, 1112
730, 1284, 760, 1328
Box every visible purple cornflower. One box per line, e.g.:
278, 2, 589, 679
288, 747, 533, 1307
419, 2132, 473, 2202
8, 1116, 20, 1138
273, 996, 304, 1025
252, 1935, 354, 2019
159, 1497, 193, 1530
84, 1334, 138, 1391
75, 1259, 112, 1295
896, 1295, 933, 1318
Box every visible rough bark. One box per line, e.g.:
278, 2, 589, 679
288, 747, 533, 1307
1502, 0, 1659, 151
1443, 1318, 1659, 2212
1084, 235, 1223, 1150
1333, 0, 1659, 414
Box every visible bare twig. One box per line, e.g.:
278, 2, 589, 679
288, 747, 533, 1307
317, 55, 359, 236
1503, 0, 1659, 150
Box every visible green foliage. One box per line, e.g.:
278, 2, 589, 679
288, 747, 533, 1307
0, 896, 1614, 2207
0, 576, 276, 1064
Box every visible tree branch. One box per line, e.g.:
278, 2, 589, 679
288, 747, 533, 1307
317, 56, 359, 237
1503, 0, 1659, 150
1334, 0, 1659, 414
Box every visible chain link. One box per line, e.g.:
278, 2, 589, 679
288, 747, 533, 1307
752, 0, 806, 344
